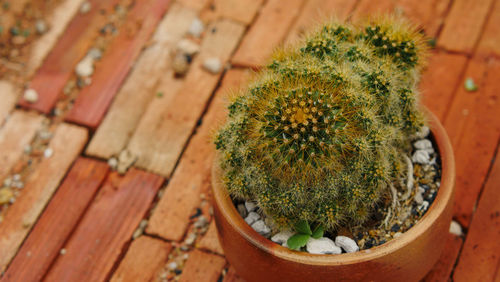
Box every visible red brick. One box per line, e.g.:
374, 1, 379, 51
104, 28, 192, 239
444, 57, 500, 227
179, 249, 226, 282
224, 267, 245, 282
45, 169, 164, 282
231, 0, 306, 68
286, 0, 356, 44
453, 151, 500, 282
198, 221, 224, 255
65, 0, 172, 129
476, 0, 500, 58
423, 233, 463, 282
146, 69, 251, 241
353, 0, 450, 36
201, 0, 264, 25
110, 236, 171, 282
420, 51, 468, 121
438, 0, 494, 54
27, 0, 87, 76
0, 123, 88, 272
1, 158, 109, 282
0, 111, 43, 181
18, 0, 122, 113
0, 81, 17, 126
126, 19, 245, 177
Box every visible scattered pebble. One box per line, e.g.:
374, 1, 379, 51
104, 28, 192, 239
188, 18, 204, 37
335, 236, 359, 253
193, 215, 208, 228
60, 248, 67, 255
75, 56, 94, 77
44, 148, 54, 158
108, 157, 118, 169
172, 53, 189, 76
271, 230, 294, 245
0, 188, 14, 205
245, 201, 257, 213
202, 57, 222, 74
306, 237, 341, 254
35, 20, 47, 34
414, 186, 425, 205
412, 150, 430, 164
87, 48, 103, 60
117, 149, 137, 174
23, 88, 38, 103
244, 211, 260, 225
3, 178, 12, 187
449, 220, 463, 236
177, 39, 200, 56
80, 1, 91, 14
185, 232, 197, 245
168, 262, 178, 270
464, 77, 478, 92
251, 220, 271, 237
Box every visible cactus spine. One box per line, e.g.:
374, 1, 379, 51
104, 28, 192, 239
216, 17, 427, 231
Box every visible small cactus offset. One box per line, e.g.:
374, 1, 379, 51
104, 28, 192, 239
215, 17, 427, 231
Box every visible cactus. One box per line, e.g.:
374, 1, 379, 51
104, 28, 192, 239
215, 17, 427, 231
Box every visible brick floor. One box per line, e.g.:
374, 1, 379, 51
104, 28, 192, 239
0, 0, 499, 281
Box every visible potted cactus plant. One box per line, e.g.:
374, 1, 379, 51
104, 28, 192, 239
212, 17, 454, 282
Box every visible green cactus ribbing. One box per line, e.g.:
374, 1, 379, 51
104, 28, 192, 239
215, 17, 427, 231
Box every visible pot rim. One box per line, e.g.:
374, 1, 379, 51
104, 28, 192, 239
212, 108, 455, 266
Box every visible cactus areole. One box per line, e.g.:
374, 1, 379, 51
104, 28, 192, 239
215, 18, 428, 232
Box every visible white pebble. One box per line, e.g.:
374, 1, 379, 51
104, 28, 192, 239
35, 20, 47, 34
80, 1, 91, 14
44, 148, 53, 158
335, 236, 359, 253
87, 48, 102, 60
177, 39, 200, 56
414, 186, 425, 205
271, 230, 294, 244
306, 237, 341, 254
107, 157, 118, 169
245, 201, 257, 212
412, 150, 430, 164
413, 126, 430, 139
188, 18, 204, 37
75, 56, 94, 77
419, 200, 430, 211
23, 89, 39, 103
203, 57, 222, 74
449, 220, 463, 236
60, 248, 67, 255
251, 220, 271, 237
414, 139, 435, 154
414, 139, 432, 150
168, 261, 178, 270
244, 211, 260, 225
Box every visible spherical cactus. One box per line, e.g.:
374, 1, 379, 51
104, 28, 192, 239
215, 17, 427, 231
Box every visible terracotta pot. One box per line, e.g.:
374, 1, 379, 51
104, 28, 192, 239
212, 109, 455, 282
